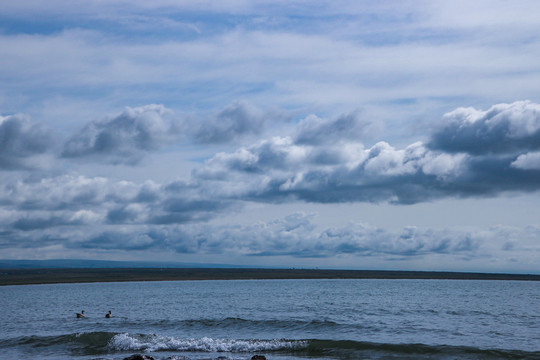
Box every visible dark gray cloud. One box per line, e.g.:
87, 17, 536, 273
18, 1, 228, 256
294, 111, 373, 145
61, 105, 179, 164
191, 100, 267, 144
105, 204, 147, 224
428, 101, 540, 155
0, 114, 55, 169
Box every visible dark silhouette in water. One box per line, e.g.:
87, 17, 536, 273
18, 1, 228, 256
105, 310, 112, 318
123, 355, 154, 360
76, 310, 85, 318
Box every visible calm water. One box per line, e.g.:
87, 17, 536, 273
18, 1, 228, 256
0, 279, 538, 360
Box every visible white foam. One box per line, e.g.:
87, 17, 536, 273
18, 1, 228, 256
108, 333, 307, 352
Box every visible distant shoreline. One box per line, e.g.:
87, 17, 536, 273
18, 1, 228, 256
1, 268, 539, 286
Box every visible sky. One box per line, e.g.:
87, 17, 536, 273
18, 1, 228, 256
1, 0, 539, 273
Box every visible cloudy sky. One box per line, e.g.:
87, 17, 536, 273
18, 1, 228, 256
1, 0, 539, 273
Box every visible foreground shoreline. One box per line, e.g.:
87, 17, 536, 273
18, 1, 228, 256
1, 268, 539, 286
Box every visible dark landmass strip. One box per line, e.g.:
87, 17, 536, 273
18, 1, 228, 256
0, 268, 539, 286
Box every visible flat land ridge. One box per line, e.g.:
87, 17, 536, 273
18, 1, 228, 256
1, 268, 539, 286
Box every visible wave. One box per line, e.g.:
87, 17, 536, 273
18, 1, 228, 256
304, 339, 540, 360
0, 332, 306, 355
110, 333, 306, 353
0, 332, 117, 356
2, 332, 538, 359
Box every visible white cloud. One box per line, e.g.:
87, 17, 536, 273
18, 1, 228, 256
511, 152, 540, 170
5, 208, 539, 272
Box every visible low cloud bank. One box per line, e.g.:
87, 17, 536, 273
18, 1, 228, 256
3, 210, 538, 268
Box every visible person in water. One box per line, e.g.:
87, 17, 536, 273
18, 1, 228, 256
76, 310, 85, 318
105, 310, 112, 318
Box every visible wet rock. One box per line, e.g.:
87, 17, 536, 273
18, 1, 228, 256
123, 354, 155, 360
251, 356, 267, 360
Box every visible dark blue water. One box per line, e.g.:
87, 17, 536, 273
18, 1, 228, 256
0, 279, 538, 359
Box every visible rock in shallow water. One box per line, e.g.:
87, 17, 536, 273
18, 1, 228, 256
123, 355, 155, 360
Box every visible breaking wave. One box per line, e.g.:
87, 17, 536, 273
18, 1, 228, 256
108, 333, 307, 352
2, 332, 539, 359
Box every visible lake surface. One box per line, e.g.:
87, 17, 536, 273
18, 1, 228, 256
0, 279, 538, 360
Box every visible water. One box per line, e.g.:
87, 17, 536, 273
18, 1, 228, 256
0, 279, 538, 360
